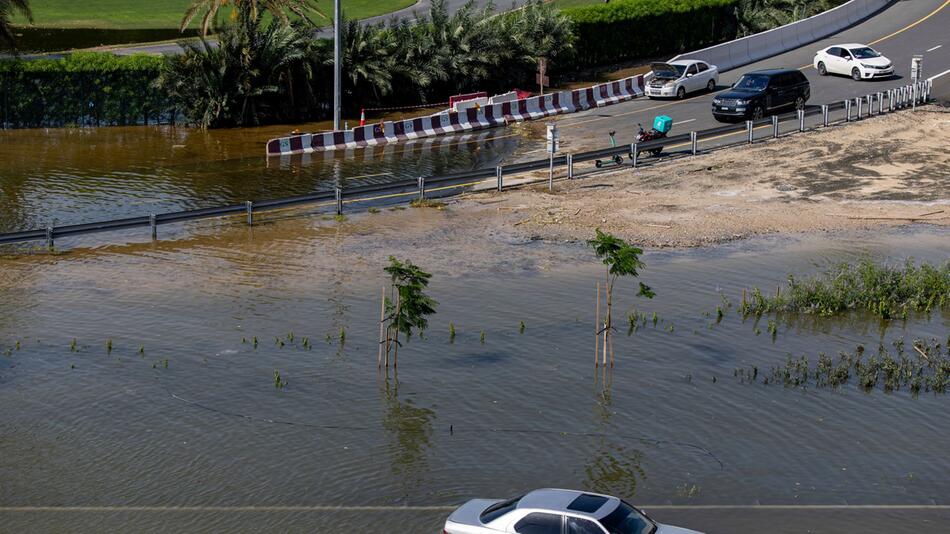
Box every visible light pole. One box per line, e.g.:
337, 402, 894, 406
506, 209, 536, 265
333, 0, 342, 131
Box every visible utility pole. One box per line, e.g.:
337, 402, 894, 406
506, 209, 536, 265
333, 0, 342, 131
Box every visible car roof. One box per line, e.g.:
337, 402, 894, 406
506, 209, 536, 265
669, 59, 705, 66
517, 489, 618, 519
831, 43, 871, 49
743, 68, 800, 76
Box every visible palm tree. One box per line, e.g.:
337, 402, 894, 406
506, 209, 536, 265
180, 0, 323, 35
162, 13, 312, 127
0, 0, 32, 50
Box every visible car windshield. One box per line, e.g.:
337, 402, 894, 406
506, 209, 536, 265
599, 501, 656, 534
655, 64, 687, 78
849, 47, 880, 59
733, 73, 769, 91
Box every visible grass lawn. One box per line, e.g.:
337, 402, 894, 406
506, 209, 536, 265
12, 0, 418, 30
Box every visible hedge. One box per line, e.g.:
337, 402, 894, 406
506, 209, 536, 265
561, 0, 742, 68
0, 52, 172, 128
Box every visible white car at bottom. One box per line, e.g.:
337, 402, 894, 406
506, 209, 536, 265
444, 488, 703, 534
813, 43, 894, 80
646, 60, 719, 99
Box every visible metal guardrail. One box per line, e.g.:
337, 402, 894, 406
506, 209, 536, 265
0, 80, 933, 248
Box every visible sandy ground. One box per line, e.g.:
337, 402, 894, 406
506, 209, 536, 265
354, 105, 950, 251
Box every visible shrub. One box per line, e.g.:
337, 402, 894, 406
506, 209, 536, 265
561, 0, 741, 68
0, 52, 168, 128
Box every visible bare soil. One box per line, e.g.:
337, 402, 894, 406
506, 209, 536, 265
415, 106, 950, 249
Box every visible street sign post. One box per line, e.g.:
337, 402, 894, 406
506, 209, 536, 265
546, 123, 559, 191
911, 55, 923, 82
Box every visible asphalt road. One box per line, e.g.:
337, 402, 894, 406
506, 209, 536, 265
537, 0, 950, 161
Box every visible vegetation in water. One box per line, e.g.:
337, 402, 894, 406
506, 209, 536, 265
589, 229, 654, 367
380, 256, 437, 368
739, 260, 950, 320
273, 369, 286, 389
733, 337, 950, 395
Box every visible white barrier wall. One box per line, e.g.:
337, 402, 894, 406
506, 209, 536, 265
267, 75, 645, 156
669, 0, 893, 72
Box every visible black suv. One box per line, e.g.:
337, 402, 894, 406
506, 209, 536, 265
712, 69, 810, 122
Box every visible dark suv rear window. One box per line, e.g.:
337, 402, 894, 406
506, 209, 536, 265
567, 494, 609, 513
480, 496, 523, 524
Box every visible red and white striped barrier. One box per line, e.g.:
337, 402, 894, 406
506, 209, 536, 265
266, 74, 644, 156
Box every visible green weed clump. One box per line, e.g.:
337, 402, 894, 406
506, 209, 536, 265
734, 337, 950, 395
409, 198, 446, 209
739, 260, 950, 320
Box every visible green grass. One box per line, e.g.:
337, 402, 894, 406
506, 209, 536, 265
12, 0, 417, 30
739, 259, 950, 320
551, 0, 604, 7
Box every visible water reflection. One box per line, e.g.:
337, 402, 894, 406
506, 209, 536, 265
380, 375, 436, 499
0, 124, 524, 233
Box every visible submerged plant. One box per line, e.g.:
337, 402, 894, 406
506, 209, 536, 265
106, 339, 112, 353
69, 338, 77, 352
273, 369, 286, 389
519, 321, 526, 334
449, 323, 456, 343
480, 331, 486, 344
339, 327, 346, 345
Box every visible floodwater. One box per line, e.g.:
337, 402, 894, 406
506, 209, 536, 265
0, 123, 533, 234
1, 201, 949, 533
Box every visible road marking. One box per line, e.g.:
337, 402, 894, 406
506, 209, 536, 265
928, 67, 950, 81
676, 118, 697, 125
559, 91, 723, 129
2, 505, 950, 513
869, 0, 950, 46
927, 44, 943, 52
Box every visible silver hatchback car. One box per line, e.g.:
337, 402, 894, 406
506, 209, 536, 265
444, 488, 703, 534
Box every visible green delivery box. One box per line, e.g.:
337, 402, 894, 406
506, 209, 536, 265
653, 115, 673, 133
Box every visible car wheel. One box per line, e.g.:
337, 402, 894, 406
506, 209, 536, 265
706, 79, 716, 92
676, 86, 686, 99
851, 67, 862, 81
752, 106, 764, 120
795, 97, 805, 111
817, 62, 827, 76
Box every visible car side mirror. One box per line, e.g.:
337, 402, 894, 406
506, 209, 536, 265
686, 73, 693, 78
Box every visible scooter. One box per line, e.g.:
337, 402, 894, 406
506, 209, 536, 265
594, 131, 624, 168
633, 122, 667, 157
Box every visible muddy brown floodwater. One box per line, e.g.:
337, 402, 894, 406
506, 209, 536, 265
1, 105, 949, 534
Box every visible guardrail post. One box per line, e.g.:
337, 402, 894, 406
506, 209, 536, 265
866, 94, 873, 115
877, 92, 883, 114
771, 115, 779, 138
845, 99, 852, 121
856, 97, 863, 119
548, 154, 554, 192
821, 104, 829, 127
245, 201, 253, 226
690, 131, 698, 155
912, 83, 918, 111
926, 79, 933, 102
887, 89, 893, 112
149, 214, 157, 239
798, 109, 805, 132
496, 166, 503, 191
631, 143, 638, 168
418, 176, 426, 200
567, 154, 574, 179
335, 187, 343, 215
746, 120, 753, 144
46, 226, 54, 250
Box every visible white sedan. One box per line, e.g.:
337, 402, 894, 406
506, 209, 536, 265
646, 60, 719, 99
444, 488, 704, 534
813, 43, 894, 80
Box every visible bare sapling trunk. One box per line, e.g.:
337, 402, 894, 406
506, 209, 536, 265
378, 286, 386, 368
595, 283, 601, 367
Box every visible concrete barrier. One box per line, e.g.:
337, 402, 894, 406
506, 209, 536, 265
670, 0, 892, 72
266, 74, 644, 156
